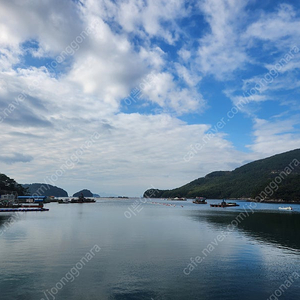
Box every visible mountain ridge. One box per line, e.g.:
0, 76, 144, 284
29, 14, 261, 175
22, 183, 68, 197
143, 149, 300, 202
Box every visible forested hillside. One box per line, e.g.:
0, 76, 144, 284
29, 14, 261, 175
144, 149, 300, 202
0, 173, 28, 196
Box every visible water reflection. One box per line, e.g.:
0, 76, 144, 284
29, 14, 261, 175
0, 215, 10, 229
189, 209, 300, 251
1, 201, 300, 300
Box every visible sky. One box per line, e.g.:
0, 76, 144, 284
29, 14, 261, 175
0, 0, 300, 197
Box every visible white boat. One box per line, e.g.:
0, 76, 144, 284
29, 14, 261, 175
278, 206, 293, 211
168, 197, 187, 201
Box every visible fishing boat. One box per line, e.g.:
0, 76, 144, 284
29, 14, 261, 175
58, 198, 71, 204
193, 197, 207, 204
278, 206, 293, 211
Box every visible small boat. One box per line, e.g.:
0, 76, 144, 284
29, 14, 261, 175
58, 198, 71, 204
210, 199, 239, 207
193, 197, 207, 204
168, 197, 187, 201
279, 206, 293, 211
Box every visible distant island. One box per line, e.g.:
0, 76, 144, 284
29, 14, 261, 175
73, 189, 93, 197
0, 176, 102, 199
23, 183, 68, 197
144, 149, 300, 203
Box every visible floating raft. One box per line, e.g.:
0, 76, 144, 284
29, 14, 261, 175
0, 208, 49, 212
210, 203, 239, 207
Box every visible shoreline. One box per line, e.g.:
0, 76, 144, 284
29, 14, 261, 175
143, 197, 300, 204
226, 198, 300, 204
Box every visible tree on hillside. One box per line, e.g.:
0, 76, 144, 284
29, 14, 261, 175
0, 173, 28, 196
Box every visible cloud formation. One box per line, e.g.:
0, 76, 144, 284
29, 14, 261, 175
0, 0, 299, 196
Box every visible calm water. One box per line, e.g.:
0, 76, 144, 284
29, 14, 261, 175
0, 199, 300, 300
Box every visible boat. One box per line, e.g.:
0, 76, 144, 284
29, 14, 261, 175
193, 197, 207, 204
70, 196, 96, 203
168, 197, 187, 201
58, 198, 71, 204
279, 206, 293, 211
210, 199, 239, 207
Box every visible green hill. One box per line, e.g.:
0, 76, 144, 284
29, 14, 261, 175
0, 173, 28, 196
73, 189, 93, 197
144, 149, 300, 202
22, 183, 68, 197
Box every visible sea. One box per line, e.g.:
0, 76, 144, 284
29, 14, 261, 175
0, 198, 299, 300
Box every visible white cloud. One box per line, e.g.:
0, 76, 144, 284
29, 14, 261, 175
247, 117, 300, 155
245, 4, 300, 47
178, 48, 191, 62
0, 112, 249, 196
139, 46, 165, 70
0, 0, 223, 196
196, 0, 249, 80
0, 0, 83, 55
91, 0, 189, 44
142, 72, 204, 115
174, 63, 202, 87
0, 0, 299, 197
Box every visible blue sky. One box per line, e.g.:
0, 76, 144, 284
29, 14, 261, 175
0, 0, 300, 196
